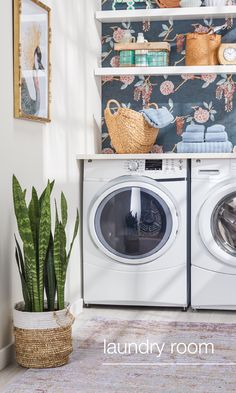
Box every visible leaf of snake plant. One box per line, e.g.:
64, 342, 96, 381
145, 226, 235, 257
28, 187, 40, 260
15, 235, 33, 310
15, 235, 25, 279
38, 181, 51, 311
15, 246, 31, 312
12, 175, 40, 312
61, 192, 68, 228
39, 180, 55, 208
60, 221, 67, 278
45, 233, 56, 311
56, 222, 67, 310
54, 202, 64, 309
67, 209, 80, 262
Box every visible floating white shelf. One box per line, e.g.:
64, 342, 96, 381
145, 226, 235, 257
96, 65, 236, 76
77, 153, 236, 160
96, 6, 236, 23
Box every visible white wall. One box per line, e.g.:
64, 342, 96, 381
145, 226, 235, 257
0, 0, 93, 369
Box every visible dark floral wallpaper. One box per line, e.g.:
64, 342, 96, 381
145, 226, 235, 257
101, 0, 236, 153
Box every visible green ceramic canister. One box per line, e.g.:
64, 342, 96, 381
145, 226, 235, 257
147, 51, 169, 67
135, 50, 148, 67
119, 50, 135, 67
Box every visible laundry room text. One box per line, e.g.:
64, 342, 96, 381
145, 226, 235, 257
103, 339, 215, 358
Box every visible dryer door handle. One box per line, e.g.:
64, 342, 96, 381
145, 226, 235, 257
198, 169, 220, 175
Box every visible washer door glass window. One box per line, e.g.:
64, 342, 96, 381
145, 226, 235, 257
211, 192, 236, 257
94, 186, 173, 261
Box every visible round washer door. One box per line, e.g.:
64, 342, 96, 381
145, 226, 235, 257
89, 179, 179, 265
199, 183, 236, 265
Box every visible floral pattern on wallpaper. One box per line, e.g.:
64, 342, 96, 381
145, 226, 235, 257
101, 0, 236, 153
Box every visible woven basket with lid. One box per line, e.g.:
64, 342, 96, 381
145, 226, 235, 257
104, 100, 159, 154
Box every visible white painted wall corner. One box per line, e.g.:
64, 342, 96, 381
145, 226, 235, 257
0, 343, 14, 371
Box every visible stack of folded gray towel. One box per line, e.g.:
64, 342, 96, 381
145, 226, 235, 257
177, 124, 232, 153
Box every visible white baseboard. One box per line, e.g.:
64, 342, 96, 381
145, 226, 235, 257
70, 298, 83, 316
0, 343, 14, 371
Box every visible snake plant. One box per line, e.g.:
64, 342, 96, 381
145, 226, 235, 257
13, 176, 79, 312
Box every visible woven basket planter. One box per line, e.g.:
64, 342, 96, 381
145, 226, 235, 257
104, 100, 159, 154
13, 302, 75, 369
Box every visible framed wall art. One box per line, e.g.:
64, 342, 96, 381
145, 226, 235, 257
14, 0, 51, 122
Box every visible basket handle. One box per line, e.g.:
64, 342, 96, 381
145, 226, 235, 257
156, 0, 169, 7
209, 33, 218, 41
147, 102, 159, 110
189, 29, 212, 39
53, 309, 75, 328
106, 99, 121, 116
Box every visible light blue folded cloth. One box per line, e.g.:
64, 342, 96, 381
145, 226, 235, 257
177, 141, 233, 153
186, 124, 205, 133
182, 132, 204, 143
207, 124, 225, 133
141, 107, 174, 129
205, 132, 228, 142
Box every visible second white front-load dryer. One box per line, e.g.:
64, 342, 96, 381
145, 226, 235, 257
83, 159, 189, 308
191, 159, 236, 310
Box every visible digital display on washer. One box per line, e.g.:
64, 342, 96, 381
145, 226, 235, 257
145, 160, 162, 171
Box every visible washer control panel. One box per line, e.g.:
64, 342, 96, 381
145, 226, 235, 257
124, 159, 186, 178
128, 160, 140, 172
84, 159, 187, 181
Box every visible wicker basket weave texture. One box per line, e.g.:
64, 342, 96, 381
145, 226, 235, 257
185, 33, 221, 66
104, 100, 159, 154
13, 303, 75, 369
156, 0, 180, 7
14, 325, 73, 369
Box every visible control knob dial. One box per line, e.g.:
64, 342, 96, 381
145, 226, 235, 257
128, 161, 139, 171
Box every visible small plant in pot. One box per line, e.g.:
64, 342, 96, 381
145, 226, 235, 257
12, 176, 79, 369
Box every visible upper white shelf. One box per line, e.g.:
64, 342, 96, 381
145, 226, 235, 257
96, 65, 236, 76
96, 6, 236, 23
77, 153, 236, 160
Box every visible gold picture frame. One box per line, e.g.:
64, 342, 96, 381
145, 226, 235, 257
14, 0, 51, 123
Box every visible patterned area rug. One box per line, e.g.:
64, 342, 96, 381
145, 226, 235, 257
3, 318, 236, 393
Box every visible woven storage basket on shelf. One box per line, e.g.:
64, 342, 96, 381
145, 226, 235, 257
156, 0, 180, 7
104, 100, 159, 154
13, 302, 75, 369
185, 32, 221, 66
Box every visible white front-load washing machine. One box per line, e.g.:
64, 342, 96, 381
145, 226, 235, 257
191, 159, 236, 310
83, 158, 189, 308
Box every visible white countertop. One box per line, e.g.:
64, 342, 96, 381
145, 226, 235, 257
77, 153, 236, 160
